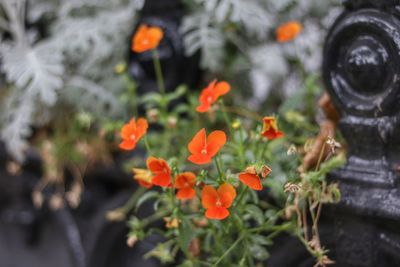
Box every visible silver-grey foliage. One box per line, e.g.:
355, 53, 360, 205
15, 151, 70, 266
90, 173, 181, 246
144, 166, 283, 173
0, 0, 144, 161
181, 0, 342, 105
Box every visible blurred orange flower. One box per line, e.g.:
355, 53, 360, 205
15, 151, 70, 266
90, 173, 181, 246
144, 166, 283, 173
188, 128, 227, 164
174, 172, 197, 200
132, 168, 153, 188
196, 80, 230, 113
201, 183, 236, 220
147, 157, 171, 187
239, 165, 271, 191
132, 24, 164, 53
261, 117, 284, 140
119, 118, 148, 150
239, 172, 262, 191
276, 21, 302, 43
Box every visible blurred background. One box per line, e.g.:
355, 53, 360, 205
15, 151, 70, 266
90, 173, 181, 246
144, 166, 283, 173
0, 0, 341, 266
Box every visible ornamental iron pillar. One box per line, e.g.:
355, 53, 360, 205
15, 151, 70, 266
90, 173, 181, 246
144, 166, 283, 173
323, 0, 400, 266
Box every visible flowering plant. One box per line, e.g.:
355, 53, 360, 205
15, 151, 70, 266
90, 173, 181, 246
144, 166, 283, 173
107, 24, 344, 267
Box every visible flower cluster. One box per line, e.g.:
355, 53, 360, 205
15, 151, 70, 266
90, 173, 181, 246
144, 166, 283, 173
122, 80, 283, 220
114, 22, 339, 267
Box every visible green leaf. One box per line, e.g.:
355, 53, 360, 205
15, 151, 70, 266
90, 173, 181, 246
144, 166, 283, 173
250, 234, 273, 246
172, 103, 190, 115
246, 204, 264, 225
176, 260, 194, 267
165, 85, 187, 102
139, 92, 162, 105
135, 191, 160, 212
249, 244, 270, 261
319, 154, 346, 174
264, 210, 279, 224
203, 231, 213, 253
177, 218, 194, 254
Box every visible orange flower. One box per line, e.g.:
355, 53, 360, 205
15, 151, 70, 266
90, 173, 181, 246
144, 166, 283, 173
119, 118, 148, 150
239, 165, 271, 191
147, 157, 171, 187
174, 172, 197, 200
132, 24, 164, 53
201, 183, 236, 220
188, 128, 227, 165
262, 116, 284, 140
239, 166, 262, 191
196, 80, 230, 113
276, 21, 302, 43
132, 168, 153, 189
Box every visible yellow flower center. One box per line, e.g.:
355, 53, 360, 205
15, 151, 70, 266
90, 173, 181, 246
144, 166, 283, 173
201, 149, 207, 155
130, 134, 136, 140
216, 199, 222, 207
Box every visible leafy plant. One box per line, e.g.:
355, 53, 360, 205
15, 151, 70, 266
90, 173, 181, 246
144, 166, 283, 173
0, 0, 143, 160
108, 25, 344, 266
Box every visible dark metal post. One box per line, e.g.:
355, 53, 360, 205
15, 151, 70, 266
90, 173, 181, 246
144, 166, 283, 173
323, 1, 400, 266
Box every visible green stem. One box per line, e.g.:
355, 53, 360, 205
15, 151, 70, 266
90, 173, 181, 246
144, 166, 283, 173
250, 222, 289, 234
212, 233, 245, 267
144, 135, 152, 155
123, 73, 138, 116
122, 187, 147, 213
259, 141, 268, 160
296, 231, 318, 257
141, 209, 170, 227
235, 186, 249, 208
152, 49, 166, 95
214, 156, 225, 182
220, 100, 233, 134
238, 128, 246, 169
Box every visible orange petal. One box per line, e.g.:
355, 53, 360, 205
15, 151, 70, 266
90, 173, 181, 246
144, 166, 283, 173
201, 185, 218, 209
276, 21, 302, 43
132, 25, 164, 53
188, 154, 212, 165
262, 129, 284, 140
188, 128, 207, 154
119, 140, 136, 150
121, 123, 134, 140
147, 157, 169, 172
137, 179, 153, 188
205, 207, 229, 220
176, 187, 196, 200
152, 173, 171, 187
214, 81, 230, 97
217, 183, 236, 208
174, 172, 196, 189
148, 27, 164, 44
206, 130, 227, 157
132, 25, 149, 53
136, 118, 148, 139
239, 173, 263, 191
196, 103, 211, 113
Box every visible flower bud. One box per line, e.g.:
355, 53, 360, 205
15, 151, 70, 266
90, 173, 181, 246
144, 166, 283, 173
167, 116, 177, 129
146, 109, 159, 123
127, 235, 138, 248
